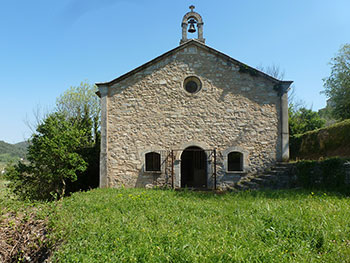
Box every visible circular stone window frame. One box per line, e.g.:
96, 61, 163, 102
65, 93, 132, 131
183, 76, 202, 95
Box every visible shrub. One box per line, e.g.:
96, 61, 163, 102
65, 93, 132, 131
5, 113, 90, 200
290, 119, 350, 160
295, 157, 349, 192
289, 107, 325, 137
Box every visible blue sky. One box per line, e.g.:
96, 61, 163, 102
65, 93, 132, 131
0, 0, 349, 143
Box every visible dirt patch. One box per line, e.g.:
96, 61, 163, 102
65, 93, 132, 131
0, 210, 50, 262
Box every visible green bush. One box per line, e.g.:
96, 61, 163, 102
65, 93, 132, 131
290, 119, 350, 160
5, 113, 90, 200
295, 157, 349, 192
323, 44, 350, 120
289, 107, 325, 137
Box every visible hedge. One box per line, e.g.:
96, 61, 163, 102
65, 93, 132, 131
290, 119, 350, 160
295, 157, 350, 193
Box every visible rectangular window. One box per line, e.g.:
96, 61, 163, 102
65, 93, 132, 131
228, 152, 243, 171
145, 152, 161, 171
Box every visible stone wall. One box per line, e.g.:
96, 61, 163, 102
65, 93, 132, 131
290, 119, 350, 160
104, 43, 283, 188
293, 158, 350, 190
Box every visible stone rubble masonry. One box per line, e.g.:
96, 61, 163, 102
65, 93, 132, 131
98, 42, 290, 188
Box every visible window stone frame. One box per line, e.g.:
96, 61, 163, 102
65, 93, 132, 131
182, 75, 202, 95
222, 146, 249, 174
141, 149, 163, 174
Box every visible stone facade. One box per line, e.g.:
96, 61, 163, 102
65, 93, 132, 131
96, 40, 292, 189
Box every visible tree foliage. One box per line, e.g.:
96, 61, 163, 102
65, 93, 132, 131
289, 106, 326, 136
323, 44, 350, 120
5, 82, 100, 200
5, 113, 91, 200
256, 64, 285, 80
0, 141, 28, 163
318, 105, 337, 127
56, 82, 100, 140
256, 64, 301, 107
257, 64, 324, 136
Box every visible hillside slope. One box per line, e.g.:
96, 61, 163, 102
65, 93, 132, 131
0, 140, 28, 163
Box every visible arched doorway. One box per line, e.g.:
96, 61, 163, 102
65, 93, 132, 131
181, 146, 207, 188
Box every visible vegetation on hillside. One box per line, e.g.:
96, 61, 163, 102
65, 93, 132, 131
290, 119, 350, 160
56, 81, 100, 141
288, 43, 350, 158
323, 44, 350, 120
2, 185, 349, 263
295, 157, 350, 192
4, 82, 100, 200
289, 106, 326, 136
318, 104, 337, 127
0, 176, 51, 262
0, 140, 28, 164
5, 113, 93, 200
47, 188, 350, 263
257, 64, 327, 136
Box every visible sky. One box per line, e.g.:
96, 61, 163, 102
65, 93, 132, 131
0, 0, 349, 143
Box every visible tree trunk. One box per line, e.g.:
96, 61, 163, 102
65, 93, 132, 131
61, 179, 66, 199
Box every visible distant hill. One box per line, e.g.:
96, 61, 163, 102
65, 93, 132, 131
0, 140, 29, 163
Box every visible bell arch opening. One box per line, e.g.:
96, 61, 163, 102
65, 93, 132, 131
180, 5, 205, 45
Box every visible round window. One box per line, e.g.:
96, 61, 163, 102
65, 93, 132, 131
183, 76, 202, 94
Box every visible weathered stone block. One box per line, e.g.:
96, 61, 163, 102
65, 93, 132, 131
97, 40, 292, 188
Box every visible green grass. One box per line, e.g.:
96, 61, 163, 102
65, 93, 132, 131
0, 162, 6, 173
48, 189, 350, 263
0, 176, 49, 219
1, 182, 350, 262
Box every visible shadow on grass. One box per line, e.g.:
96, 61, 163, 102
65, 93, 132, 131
168, 188, 349, 200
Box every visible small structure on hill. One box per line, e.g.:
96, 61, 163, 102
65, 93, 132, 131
96, 6, 292, 189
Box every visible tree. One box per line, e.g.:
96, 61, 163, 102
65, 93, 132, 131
256, 64, 300, 106
256, 64, 285, 80
5, 113, 90, 200
318, 104, 337, 127
257, 64, 324, 135
56, 82, 101, 192
323, 44, 350, 120
5, 82, 101, 200
56, 81, 100, 141
289, 106, 326, 136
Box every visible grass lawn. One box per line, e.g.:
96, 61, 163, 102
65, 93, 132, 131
48, 188, 350, 263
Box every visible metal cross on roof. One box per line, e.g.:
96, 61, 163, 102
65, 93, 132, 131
189, 5, 195, 12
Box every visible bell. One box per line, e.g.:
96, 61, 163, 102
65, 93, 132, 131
188, 23, 196, 33
188, 18, 197, 33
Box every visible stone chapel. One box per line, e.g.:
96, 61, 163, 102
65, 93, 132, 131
96, 6, 292, 189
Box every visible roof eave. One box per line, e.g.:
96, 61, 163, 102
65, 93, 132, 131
95, 41, 193, 87
95, 39, 291, 88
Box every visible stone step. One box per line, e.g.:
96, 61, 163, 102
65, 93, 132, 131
241, 175, 255, 181
223, 181, 235, 186
251, 177, 266, 184
232, 183, 248, 191
263, 170, 280, 175
271, 168, 290, 172
270, 167, 290, 171
276, 162, 292, 167
259, 174, 276, 180
225, 185, 238, 192
241, 181, 260, 189
227, 163, 295, 192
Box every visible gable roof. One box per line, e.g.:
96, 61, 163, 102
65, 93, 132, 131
96, 39, 292, 94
